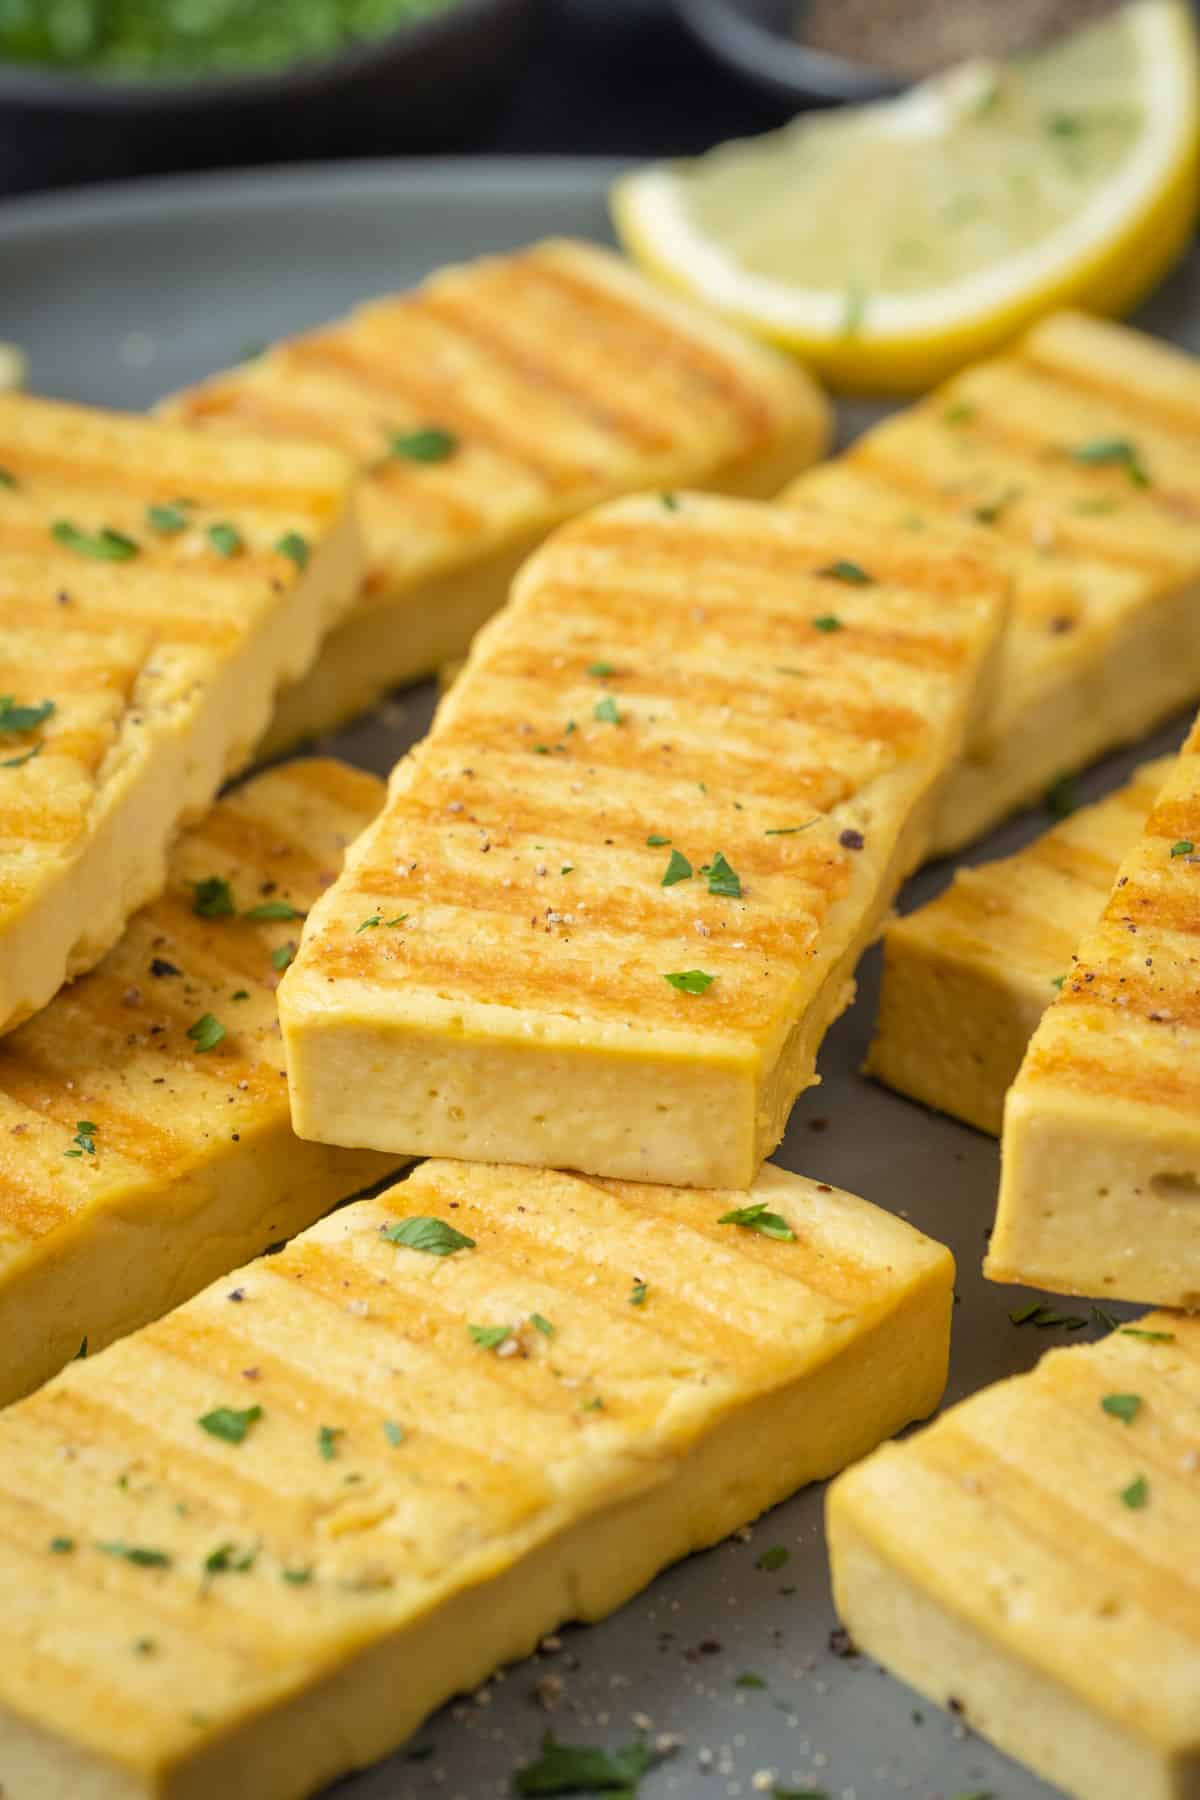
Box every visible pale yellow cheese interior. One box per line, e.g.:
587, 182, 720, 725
0, 758, 398, 1408
992, 714, 1200, 1306
0, 1157, 953, 1800
829, 1311, 1200, 1800
868, 758, 1171, 1134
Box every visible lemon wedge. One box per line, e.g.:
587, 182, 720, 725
613, 0, 1200, 392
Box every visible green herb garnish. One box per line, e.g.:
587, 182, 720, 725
317, 1425, 343, 1461
1101, 1393, 1142, 1426
756, 1545, 790, 1572
95, 1541, 171, 1568
52, 521, 139, 561
283, 1566, 314, 1585
146, 502, 188, 535
356, 912, 408, 932
205, 1541, 256, 1575
197, 1404, 263, 1445
705, 851, 741, 898
660, 492, 680, 511
645, 834, 670, 847
1171, 840, 1194, 858
0, 467, 15, 487
812, 614, 842, 632
587, 660, 615, 677
49, 1536, 76, 1554
817, 559, 873, 585
661, 848, 693, 887
629, 1280, 648, 1307
383, 1421, 406, 1447
1045, 775, 1079, 820
1008, 1301, 1087, 1330
0, 696, 54, 735
593, 696, 621, 725
387, 426, 458, 463
469, 1323, 511, 1351
271, 942, 296, 971
514, 1731, 653, 1796
719, 1201, 795, 1242
66, 1120, 98, 1159
765, 819, 819, 836
944, 401, 974, 426
381, 1216, 476, 1256
207, 522, 243, 558
530, 1313, 555, 1338
186, 1013, 226, 1053
1122, 1325, 1176, 1342
274, 531, 309, 569
1, 743, 41, 768
243, 899, 305, 921
735, 1671, 767, 1689
190, 875, 235, 918
1069, 438, 1150, 486
1120, 1473, 1149, 1509
663, 969, 714, 994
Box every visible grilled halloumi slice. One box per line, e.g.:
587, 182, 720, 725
279, 490, 1008, 1189
991, 716, 1200, 1307
164, 238, 831, 754
784, 310, 1200, 854
0, 1157, 953, 1800
0, 758, 398, 1409
829, 1313, 1200, 1800
0, 393, 362, 1034
869, 759, 1172, 1135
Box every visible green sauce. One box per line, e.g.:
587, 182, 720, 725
0, 0, 458, 78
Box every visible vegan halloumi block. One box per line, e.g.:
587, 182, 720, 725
784, 309, 1200, 853
828, 1312, 1200, 1800
0, 393, 362, 1033
279, 490, 1008, 1188
0, 1157, 954, 1800
868, 758, 1172, 1135
164, 238, 831, 753
992, 716, 1200, 1307
0, 758, 398, 1409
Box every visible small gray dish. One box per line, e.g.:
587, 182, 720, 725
675, 0, 902, 104
0, 0, 544, 192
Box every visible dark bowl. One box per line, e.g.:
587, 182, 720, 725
0, 0, 545, 193
675, 0, 902, 105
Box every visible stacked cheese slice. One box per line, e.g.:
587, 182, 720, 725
165, 238, 831, 752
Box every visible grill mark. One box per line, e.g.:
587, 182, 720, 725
285, 328, 589, 495
517, 253, 776, 443
0, 433, 345, 519
1019, 327, 1200, 437
1102, 877, 1200, 939
1025, 1033, 1200, 1108
1021, 831, 1136, 894
0, 588, 250, 652
1054, 958, 1200, 1029
982, 356, 1200, 479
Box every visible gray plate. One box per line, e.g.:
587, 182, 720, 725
2, 159, 1194, 1800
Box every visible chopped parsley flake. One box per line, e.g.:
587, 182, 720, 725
469, 1323, 511, 1352
205, 1541, 257, 1575
67, 1120, 98, 1158
756, 1545, 790, 1572
765, 819, 819, 836
146, 502, 188, 535
1051, 975, 1066, 989
1121, 1325, 1175, 1343
972, 485, 1022, 525
530, 1312, 555, 1338
588, 660, 615, 677
1008, 1301, 1087, 1330
243, 899, 305, 922
75, 1336, 88, 1359
661, 848, 693, 887
1101, 1393, 1142, 1426
705, 851, 741, 898
190, 875, 235, 918
317, 1425, 343, 1461
593, 695, 621, 725
1069, 438, 1150, 487
356, 912, 408, 932
582, 1397, 605, 1412
1045, 775, 1079, 820
514, 1731, 653, 1796
271, 942, 296, 971
207, 522, 244, 558
719, 1201, 796, 1242
95, 1541, 171, 1568
1171, 840, 1194, 858
645, 834, 671, 847
387, 426, 458, 463
0, 466, 15, 487
817, 559, 873, 585
197, 1404, 263, 1445
660, 492, 680, 511
186, 1013, 226, 1054
52, 521, 139, 561
944, 401, 974, 426
49, 1536, 76, 1554
664, 969, 714, 994
629, 1280, 648, 1307
1, 742, 41, 768
812, 614, 842, 633
283, 1566, 314, 1585
735, 1671, 767, 1689
1120, 1473, 1149, 1510
0, 695, 54, 735
381, 1216, 476, 1256
383, 1421, 406, 1447
274, 531, 309, 569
